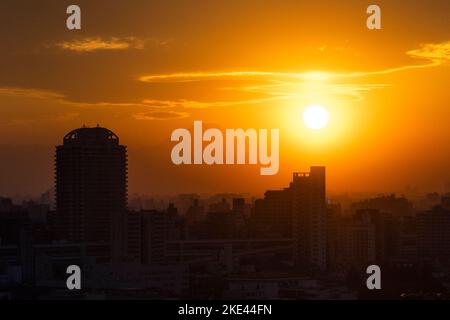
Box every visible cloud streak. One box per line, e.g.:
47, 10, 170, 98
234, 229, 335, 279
134, 111, 189, 121
139, 41, 450, 84
136, 40, 450, 106
407, 40, 450, 63
0, 87, 65, 100
0, 87, 193, 124
53, 36, 171, 53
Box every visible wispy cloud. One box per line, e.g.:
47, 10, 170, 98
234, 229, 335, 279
407, 40, 450, 63
0, 87, 144, 109
139, 71, 291, 83
134, 111, 189, 121
0, 87, 192, 123
0, 87, 65, 100
141, 97, 287, 109
53, 36, 171, 53
334, 40, 450, 78
0, 88, 79, 127
137, 40, 449, 106
137, 70, 389, 105
56, 37, 143, 52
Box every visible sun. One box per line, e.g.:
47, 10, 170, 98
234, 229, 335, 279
303, 104, 329, 130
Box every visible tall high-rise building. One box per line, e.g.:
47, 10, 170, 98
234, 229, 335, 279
291, 167, 327, 271
55, 126, 128, 261
253, 189, 292, 237
141, 210, 166, 265
417, 206, 450, 262
335, 213, 376, 268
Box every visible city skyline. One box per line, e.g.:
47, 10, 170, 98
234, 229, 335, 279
0, 123, 448, 200
1, 124, 450, 300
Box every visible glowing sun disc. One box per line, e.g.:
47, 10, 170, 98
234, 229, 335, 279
303, 104, 329, 130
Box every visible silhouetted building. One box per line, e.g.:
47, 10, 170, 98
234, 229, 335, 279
250, 167, 327, 270
354, 209, 400, 263
141, 210, 166, 265
185, 199, 205, 225
398, 215, 418, 262
291, 167, 327, 271
55, 126, 128, 262
253, 190, 292, 237
351, 194, 412, 216
165, 203, 185, 241
335, 213, 376, 268
0, 197, 18, 212
0, 210, 34, 283
232, 198, 245, 215
326, 203, 341, 270
125, 210, 142, 263
442, 193, 450, 210
209, 198, 230, 213
417, 206, 450, 263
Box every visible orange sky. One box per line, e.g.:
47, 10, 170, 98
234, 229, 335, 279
0, 0, 449, 197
